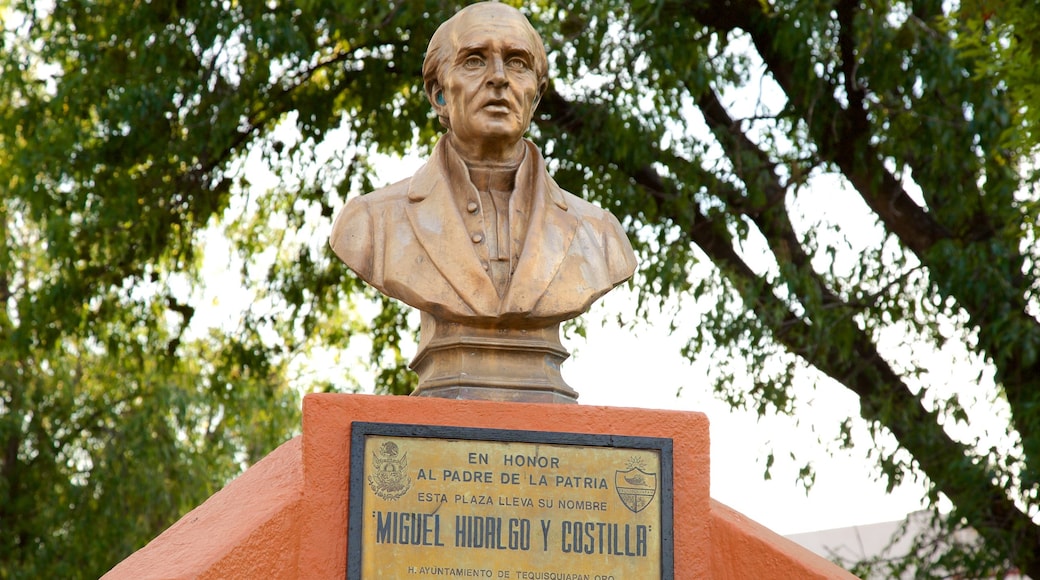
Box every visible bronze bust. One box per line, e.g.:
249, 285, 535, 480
330, 2, 636, 403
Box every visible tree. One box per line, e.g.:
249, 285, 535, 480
1, 2, 309, 577
1, 0, 1038, 577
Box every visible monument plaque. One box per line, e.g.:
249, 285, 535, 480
348, 423, 674, 579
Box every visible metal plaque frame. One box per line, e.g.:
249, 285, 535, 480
347, 421, 674, 579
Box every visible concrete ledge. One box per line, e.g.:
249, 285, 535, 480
295, 393, 711, 578
710, 499, 857, 579
103, 394, 857, 579
103, 436, 304, 580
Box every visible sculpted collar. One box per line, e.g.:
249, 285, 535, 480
445, 136, 523, 194
407, 137, 569, 212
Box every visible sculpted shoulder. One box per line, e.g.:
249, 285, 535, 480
548, 176, 631, 235
350, 177, 413, 208
331, 177, 411, 239
543, 177, 638, 285
560, 188, 615, 222
329, 176, 414, 286
540, 172, 615, 222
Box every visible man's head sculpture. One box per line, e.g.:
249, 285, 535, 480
422, 3, 549, 166
422, 3, 548, 129
330, 1, 637, 403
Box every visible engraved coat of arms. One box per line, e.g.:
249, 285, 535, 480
615, 458, 657, 513
368, 440, 411, 501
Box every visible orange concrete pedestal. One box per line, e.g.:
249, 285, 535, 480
103, 394, 856, 579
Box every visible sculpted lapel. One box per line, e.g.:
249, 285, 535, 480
499, 142, 577, 316
404, 147, 500, 318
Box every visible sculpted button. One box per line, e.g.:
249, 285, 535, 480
467, 201, 479, 213
471, 233, 483, 243
482, 262, 489, 270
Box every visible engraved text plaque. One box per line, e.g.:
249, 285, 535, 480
347, 423, 674, 579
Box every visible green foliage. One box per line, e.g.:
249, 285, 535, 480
953, 0, 1040, 159
2, 0, 1040, 577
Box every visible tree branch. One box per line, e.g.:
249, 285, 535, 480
681, 0, 1040, 544
539, 86, 1040, 575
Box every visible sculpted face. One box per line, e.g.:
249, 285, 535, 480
431, 5, 545, 157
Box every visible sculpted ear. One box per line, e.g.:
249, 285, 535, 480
429, 81, 446, 111
534, 79, 548, 106
428, 81, 450, 129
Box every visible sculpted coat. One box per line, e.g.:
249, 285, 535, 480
330, 137, 637, 326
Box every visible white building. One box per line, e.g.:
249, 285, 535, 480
787, 511, 1028, 579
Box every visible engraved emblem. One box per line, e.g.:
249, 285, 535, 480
615, 457, 657, 513
368, 440, 411, 501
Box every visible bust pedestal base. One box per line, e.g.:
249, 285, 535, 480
409, 316, 578, 403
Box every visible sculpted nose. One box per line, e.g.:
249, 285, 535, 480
486, 57, 507, 87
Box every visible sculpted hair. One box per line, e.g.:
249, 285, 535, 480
422, 2, 549, 128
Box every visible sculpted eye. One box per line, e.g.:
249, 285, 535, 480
464, 55, 485, 68
507, 57, 530, 71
